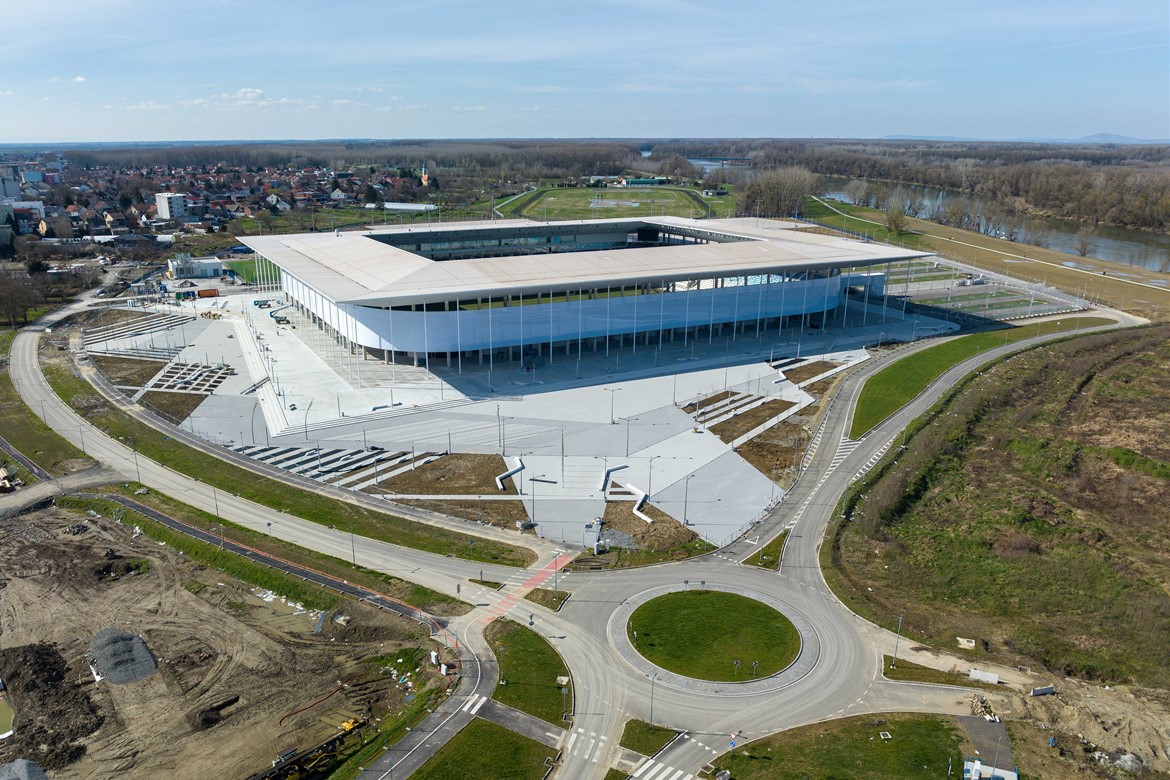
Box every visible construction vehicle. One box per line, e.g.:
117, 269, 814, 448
340, 716, 367, 732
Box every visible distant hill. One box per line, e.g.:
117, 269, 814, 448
884, 133, 1169, 145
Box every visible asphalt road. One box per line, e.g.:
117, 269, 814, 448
8, 295, 1141, 779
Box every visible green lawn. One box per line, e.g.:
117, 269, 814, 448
41, 357, 533, 568
0, 697, 14, 735
750, 531, 788, 570
627, 591, 800, 681
882, 656, 1001, 693
850, 317, 1116, 438
413, 719, 556, 780
713, 713, 963, 780
103, 484, 468, 617
0, 330, 90, 476
57, 496, 347, 611
223, 258, 258, 282
802, 198, 925, 247
521, 187, 729, 221
486, 620, 573, 725
619, 719, 677, 757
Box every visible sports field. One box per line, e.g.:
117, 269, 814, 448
522, 187, 733, 221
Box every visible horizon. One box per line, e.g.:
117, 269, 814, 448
1, 1, 1167, 143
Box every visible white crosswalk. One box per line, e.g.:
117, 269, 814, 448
631, 758, 693, 780
459, 692, 489, 715
563, 728, 608, 764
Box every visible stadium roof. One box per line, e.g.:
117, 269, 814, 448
241, 217, 931, 306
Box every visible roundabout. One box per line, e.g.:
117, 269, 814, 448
609, 583, 821, 695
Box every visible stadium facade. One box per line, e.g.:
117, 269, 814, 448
241, 217, 929, 370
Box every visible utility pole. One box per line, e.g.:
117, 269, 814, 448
891, 612, 904, 669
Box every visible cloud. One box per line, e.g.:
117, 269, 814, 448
331, 99, 369, 107
125, 101, 169, 111
451, 104, 487, 112
46, 75, 87, 83
0, 90, 13, 97
610, 81, 693, 94
178, 87, 316, 110
73, 75, 87, 83
516, 85, 569, 94
795, 77, 932, 95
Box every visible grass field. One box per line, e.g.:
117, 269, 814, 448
486, 620, 573, 725
627, 591, 800, 681
0, 329, 90, 476
411, 718, 556, 780
0, 697, 14, 735
223, 258, 258, 282
832, 326, 1170, 687
803, 198, 926, 248
712, 713, 963, 780
749, 531, 787, 570
57, 496, 344, 611
521, 186, 732, 221
619, 719, 676, 757
850, 316, 1116, 438
524, 586, 568, 611
40, 344, 533, 568
100, 484, 468, 617
881, 656, 1001, 693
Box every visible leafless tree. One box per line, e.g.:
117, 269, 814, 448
737, 167, 819, 218
1075, 230, 1096, 257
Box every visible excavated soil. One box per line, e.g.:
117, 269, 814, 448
0, 505, 439, 778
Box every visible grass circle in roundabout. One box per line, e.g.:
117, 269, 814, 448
627, 590, 801, 682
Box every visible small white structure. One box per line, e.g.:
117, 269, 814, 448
167, 253, 223, 279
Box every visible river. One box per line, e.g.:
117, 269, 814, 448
818, 175, 1170, 273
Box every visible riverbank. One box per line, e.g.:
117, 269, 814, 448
808, 197, 1170, 321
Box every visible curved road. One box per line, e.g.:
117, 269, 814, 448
8, 297, 1141, 779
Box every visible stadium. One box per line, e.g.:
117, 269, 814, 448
241, 217, 930, 372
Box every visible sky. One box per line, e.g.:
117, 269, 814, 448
1, 0, 1167, 143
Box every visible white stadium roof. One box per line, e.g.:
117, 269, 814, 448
241, 217, 931, 306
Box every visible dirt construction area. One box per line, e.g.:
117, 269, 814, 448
0, 504, 442, 778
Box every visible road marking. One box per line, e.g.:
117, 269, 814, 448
460, 693, 479, 712
643, 765, 668, 780
584, 737, 596, 759
566, 732, 578, 754
632, 759, 654, 778
470, 695, 488, 715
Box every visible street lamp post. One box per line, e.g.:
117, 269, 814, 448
891, 612, 904, 669
211, 485, 220, 518
624, 416, 639, 457
683, 473, 696, 526
303, 399, 314, 442
605, 387, 621, 424
132, 446, 141, 483
648, 673, 656, 731
647, 455, 662, 497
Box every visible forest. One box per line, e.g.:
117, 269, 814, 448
43, 137, 1170, 232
